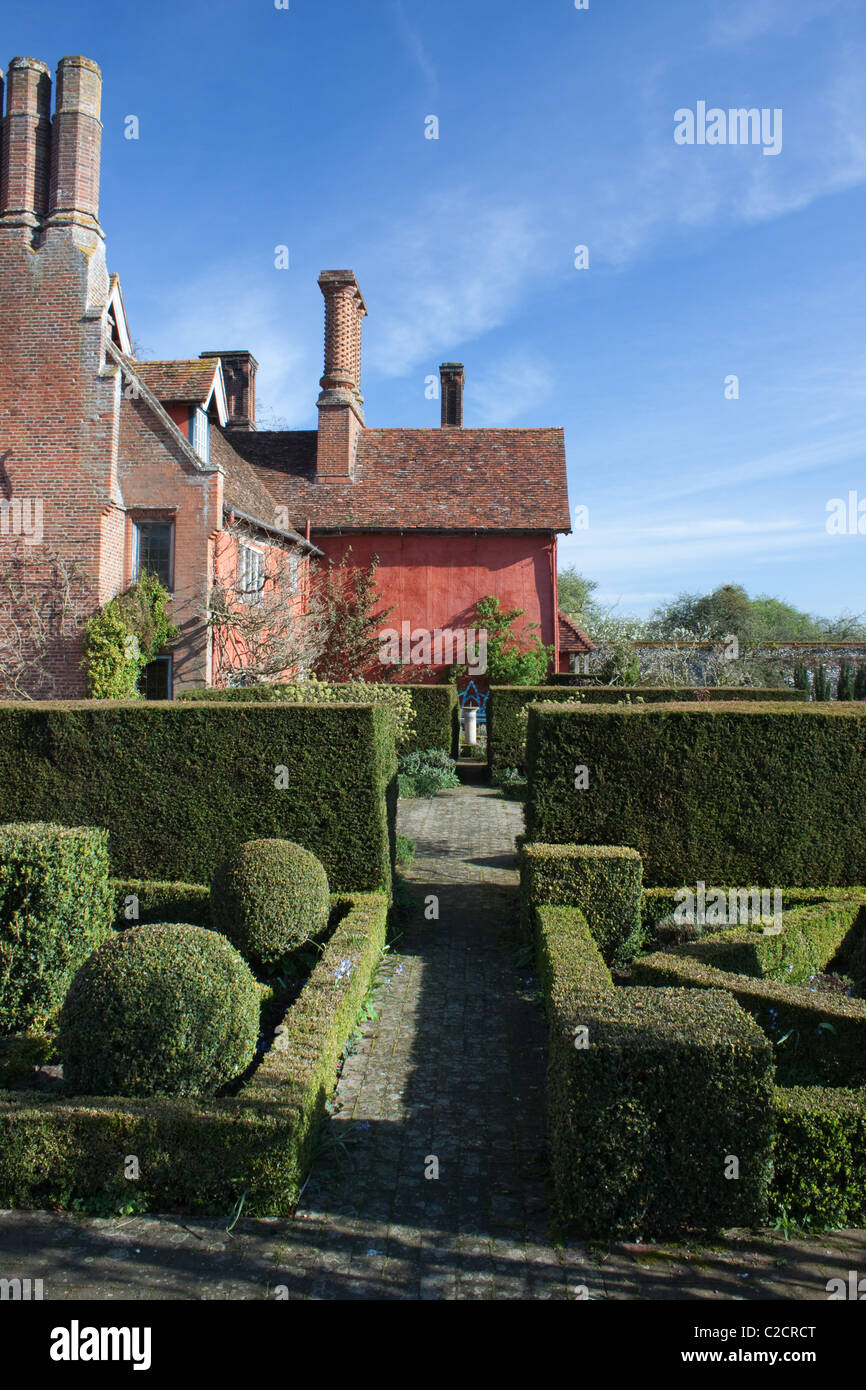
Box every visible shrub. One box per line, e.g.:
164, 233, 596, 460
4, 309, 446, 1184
84, 573, 178, 699
487, 685, 806, 773
0, 702, 396, 892
771, 1085, 866, 1228
525, 702, 866, 886
112, 879, 211, 929
533, 904, 614, 1010
631, 949, 866, 1086
179, 676, 416, 747
59, 924, 261, 1098
0, 823, 113, 1033
548, 985, 774, 1237
211, 840, 330, 972
397, 748, 460, 798
520, 843, 643, 969
676, 901, 866, 986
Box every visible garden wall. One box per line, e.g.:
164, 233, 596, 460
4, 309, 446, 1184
0, 702, 396, 892
488, 685, 806, 772
525, 702, 866, 886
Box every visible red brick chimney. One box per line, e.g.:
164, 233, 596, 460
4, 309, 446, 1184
316, 270, 367, 479
0, 57, 52, 231
45, 55, 103, 238
440, 362, 465, 427
200, 350, 258, 430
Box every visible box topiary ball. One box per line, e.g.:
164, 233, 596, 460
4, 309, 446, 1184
210, 839, 330, 972
59, 924, 261, 1098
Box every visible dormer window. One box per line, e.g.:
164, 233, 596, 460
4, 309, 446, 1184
191, 406, 210, 463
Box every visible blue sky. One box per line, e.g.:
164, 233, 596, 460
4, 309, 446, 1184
7, 0, 866, 620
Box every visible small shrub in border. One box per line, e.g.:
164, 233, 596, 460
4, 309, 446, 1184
211, 840, 330, 972
59, 924, 261, 1098
0, 823, 113, 1033
520, 843, 643, 969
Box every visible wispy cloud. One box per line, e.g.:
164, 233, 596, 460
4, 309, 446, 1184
466, 350, 554, 426
706, 0, 846, 48
390, 0, 439, 93
364, 193, 548, 378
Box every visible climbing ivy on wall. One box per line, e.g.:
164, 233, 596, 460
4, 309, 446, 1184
83, 574, 178, 698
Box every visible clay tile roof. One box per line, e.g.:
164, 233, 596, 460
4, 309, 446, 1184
135, 359, 220, 405
224, 427, 571, 533
208, 428, 311, 547
558, 611, 596, 653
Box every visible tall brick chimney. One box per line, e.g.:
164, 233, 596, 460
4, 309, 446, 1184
0, 57, 52, 230
46, 55, 103, 237
200, 350, 258, 430
316, 270, 367, 479
440, 362, 465, 428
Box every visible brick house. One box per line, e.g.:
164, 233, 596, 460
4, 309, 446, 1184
0, 54, 572, 698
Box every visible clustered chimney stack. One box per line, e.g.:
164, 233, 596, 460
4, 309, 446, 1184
316, 270, 367, 479
0, 57, 52, 228
439, 362, 465, 428
200, 350, 258, 431
0, 55, 102, 240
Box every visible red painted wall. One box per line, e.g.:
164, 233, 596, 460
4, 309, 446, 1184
312, 531, 558, 679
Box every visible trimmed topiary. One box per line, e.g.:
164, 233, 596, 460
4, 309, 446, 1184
0, 823, 113, 1033
59, 924, 261, 1098
210, 839, 330, 971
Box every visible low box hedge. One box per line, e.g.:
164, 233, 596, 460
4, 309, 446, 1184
771, 1084, 866, 1229
525, 702, 866, 886
533, 904, 614, 1010
488, 685, 806, 772
520, 843, 644, 968
676, 900, 866, 986
112, 879, 211, 930
0, 891, 388, 1215
632, 950, 866, 1086
641, 884, 866, 935
0, 702, 396, 893
548, 985, 775, 1238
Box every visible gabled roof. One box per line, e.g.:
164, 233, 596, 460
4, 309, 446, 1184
558, 611, 596, 653
135, 359, 228, 425
225, 427, 571, 533
209, 427, 318, 552
106, 275, 132, 356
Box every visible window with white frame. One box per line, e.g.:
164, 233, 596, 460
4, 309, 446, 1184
191, 406, 210, 463
238, 543, 265, 600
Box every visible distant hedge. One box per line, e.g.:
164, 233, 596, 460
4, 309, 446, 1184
112, 879, 211, 930
179, 682, 459, 757
0, 702, 396, 893
488, 685, 807, 772
525, 703, 866, 886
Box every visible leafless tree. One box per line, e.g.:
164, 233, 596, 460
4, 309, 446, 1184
0, 545, 91, 699
207, 519, 330, 685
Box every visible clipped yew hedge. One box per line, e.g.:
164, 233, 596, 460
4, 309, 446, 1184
0, 701, 396, 892
771, 1085, 866, 1228
0, 892, 388, 1215
488, 684, 806, 772
675, 900, 866, 986
525, 702, 866, 886
521, 843, 644, 969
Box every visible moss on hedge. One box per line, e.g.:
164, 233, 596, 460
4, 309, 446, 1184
0, 893, 388, 1214
525, 702, 866, 886
0, 702, 396, 892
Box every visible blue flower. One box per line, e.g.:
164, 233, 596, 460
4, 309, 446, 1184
334, 958, 353, 984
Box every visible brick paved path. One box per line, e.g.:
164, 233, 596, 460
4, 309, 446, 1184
1, 783, 865, 1299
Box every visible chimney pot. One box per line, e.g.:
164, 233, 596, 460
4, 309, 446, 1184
46, 55, 103, 237
316, 270, 367, 478
0, 57, 52, 230
200, 350, 258, 431
440, 362, 465, 428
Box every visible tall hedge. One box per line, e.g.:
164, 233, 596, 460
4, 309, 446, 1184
520, 843, 644, 968
0, 702, 396, 892
525, 702, 866, 886
488, 685, 807, 772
